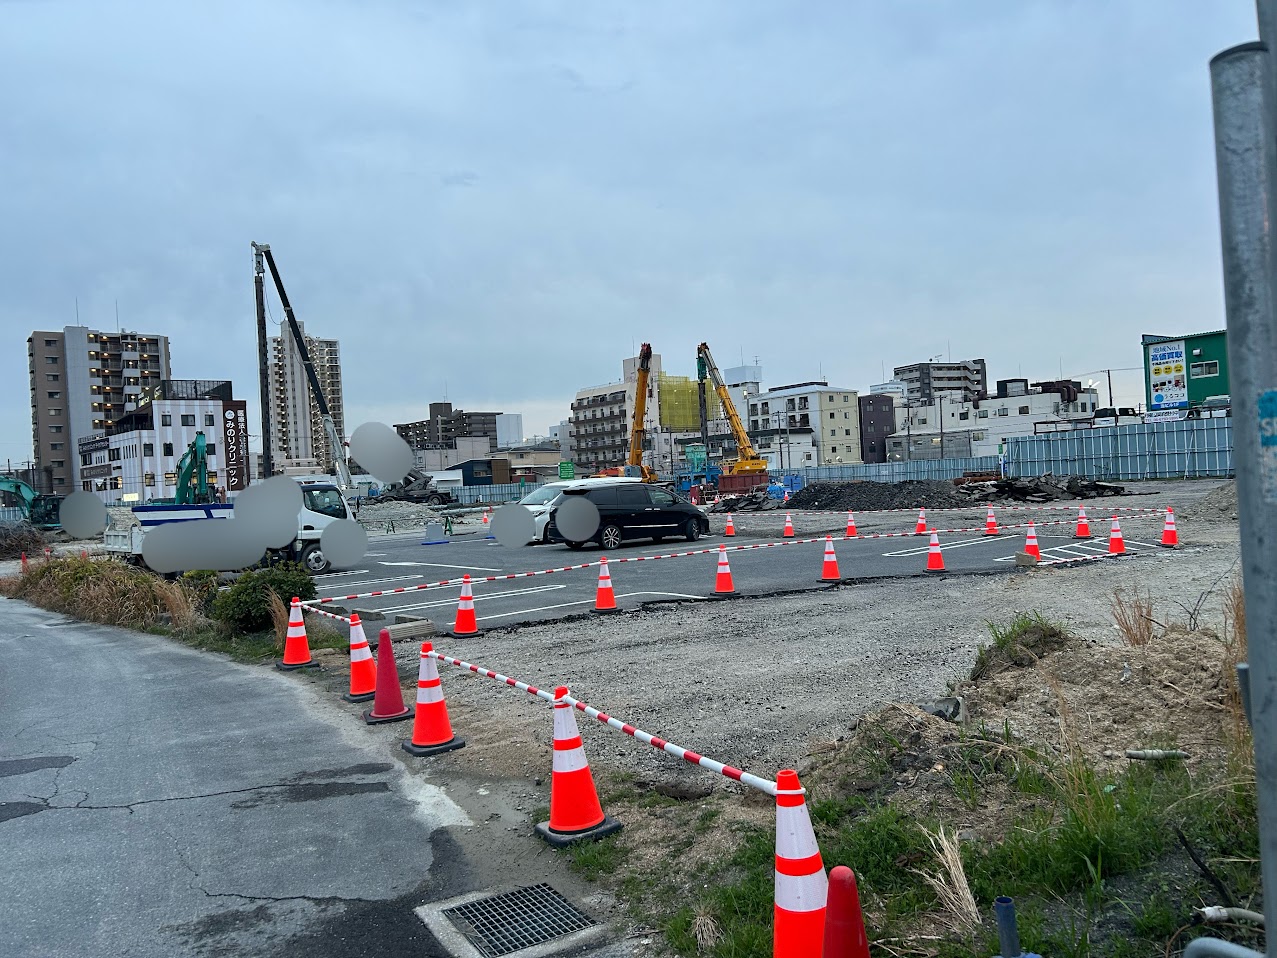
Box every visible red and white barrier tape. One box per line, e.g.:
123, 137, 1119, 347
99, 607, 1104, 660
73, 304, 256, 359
778, 502, 1160, 517
302, 604, 353, 624
426, 648, 777, 796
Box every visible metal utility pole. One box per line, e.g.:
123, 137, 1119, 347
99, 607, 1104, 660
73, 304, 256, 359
1106, 369, 1114, 408
252, 244, 274, 480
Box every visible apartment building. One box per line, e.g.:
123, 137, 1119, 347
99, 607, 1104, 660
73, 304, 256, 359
395, 402, 500, 451
568, 382, 630, 471
269, 323, 345, 472
745, 381, 862, 466
27, 327, 173, 493
893, 359, 988, 403
858, 393, 897, 463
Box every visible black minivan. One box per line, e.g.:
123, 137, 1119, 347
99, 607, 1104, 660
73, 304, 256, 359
547, 481, 710, 550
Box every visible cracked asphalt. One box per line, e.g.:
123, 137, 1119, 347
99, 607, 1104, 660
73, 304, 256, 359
0, 598, 469, 958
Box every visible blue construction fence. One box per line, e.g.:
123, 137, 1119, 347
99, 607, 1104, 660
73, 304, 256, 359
1004, 417, 1232, 481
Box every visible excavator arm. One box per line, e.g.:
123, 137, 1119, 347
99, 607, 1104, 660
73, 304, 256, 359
697, 343, 768, 475
0, 477, 62, 529
174, 432, 211, 505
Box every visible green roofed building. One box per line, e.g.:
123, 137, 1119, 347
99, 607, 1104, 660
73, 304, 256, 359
1141, 330, 1229, 411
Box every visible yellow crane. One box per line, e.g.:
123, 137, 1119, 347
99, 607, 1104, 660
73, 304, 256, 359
593, 343, 659, 482
697, 342, 769, 484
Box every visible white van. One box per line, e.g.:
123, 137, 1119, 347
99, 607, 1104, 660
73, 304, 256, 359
518, 477, 645, 543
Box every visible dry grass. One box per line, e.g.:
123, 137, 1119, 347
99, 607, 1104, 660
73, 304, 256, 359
1111, 587, 1155, 647
267, 589, 290, 651
1222, 575, 1250, 746
0, 522, 46, 561
157, 579, 198, 631
691, 907, 723, 952
913, 825, 980, 932
2, 556, 177, 628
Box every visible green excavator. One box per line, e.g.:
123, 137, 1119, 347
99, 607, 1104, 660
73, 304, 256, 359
0, 477, 62, 529
150, 432, 215, 505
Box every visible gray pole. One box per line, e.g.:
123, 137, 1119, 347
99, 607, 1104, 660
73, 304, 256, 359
1211, 40, 1277, 948
252, 245, 274, 480
1106, 369, 1114, 408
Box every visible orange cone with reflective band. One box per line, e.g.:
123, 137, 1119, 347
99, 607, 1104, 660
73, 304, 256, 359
714, 545, 736, 594
593, 557, 618, 613
773, 769, 827, 956
820, 536, 841, 582
724, 513, 736, 537
451, 574, 480, 637
914, 508, 927, 535
783, 513, 794, 538
364, 628, 412, 724
342, 612, 377, 702
845, 511, 857, 537
1109, 516, 1126, 555
925, 529, 944, 572
535, 686, 622, 847
1075, 505, 1092, 538
277, 597, 317, 671
1024, 522, 1041, 560
984, 505, 999, 536
822, 866, 870, 958
402, 643, 465, 756
783, 488, 790, 503
1161, 508, 1179, 547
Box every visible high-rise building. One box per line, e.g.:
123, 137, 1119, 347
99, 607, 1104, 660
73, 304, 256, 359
394, 403, 500, 450
893, 359, 988, 404
27, 327, 173, 493
269, 323, 345, 472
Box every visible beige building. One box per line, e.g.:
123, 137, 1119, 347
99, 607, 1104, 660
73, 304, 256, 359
746, 381, 862, 466
269, 322, 345, 472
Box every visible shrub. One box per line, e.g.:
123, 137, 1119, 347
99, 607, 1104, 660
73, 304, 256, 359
179, 569, 221, 616
211, 562, 316, 634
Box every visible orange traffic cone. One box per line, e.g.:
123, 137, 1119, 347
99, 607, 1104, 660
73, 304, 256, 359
1109, 516, 1126, 555
724, 513, 736, 537
80, 549, 88, 560
714, 545, 735, 595
1024, 521, 1041, 560
1161, 508, 1179, 547
451, 574, 480, 637
984, 505, 999, 536
593, 557, 618, 613
783, 513, 795, 538
914, 508, 927, 535
773, 769, 827, 956
783, 488, 790, 503
925, 529, 945, 572
820, 536, 841, 582
20, 552, 28, 573
845, 511, 857, 537
342, 612, 377, 702
402, 643, 465, 756
535, 686, 622, 847
364, 627, 412, 724
277, 597, 317, 671
822, 865, 870, 958
1075, 505, 1092, 538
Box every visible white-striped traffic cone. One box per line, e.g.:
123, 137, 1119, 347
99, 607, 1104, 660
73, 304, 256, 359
342, 612, 376, 702
402, 643, 465, 756
535, 686, 622, 847
774, 769, 828, 956
1109, 517, 1126, 555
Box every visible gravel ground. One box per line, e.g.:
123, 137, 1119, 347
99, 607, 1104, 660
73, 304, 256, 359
414, 479, 1239, 793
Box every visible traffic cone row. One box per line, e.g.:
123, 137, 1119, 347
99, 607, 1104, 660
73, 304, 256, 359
593, 557, 618, 613
342, 612, 377, 702
724, 513, 736, 537
783, 513, 795, 538
277, 597, 317, 671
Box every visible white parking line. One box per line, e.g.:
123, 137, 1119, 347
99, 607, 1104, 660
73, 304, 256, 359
313, 569, 370, 578
379, 561, 503, 571
883, 535, 1014, 557
373, 584, 565, 614
475, 590, 704, 621
318, 573, 435, 589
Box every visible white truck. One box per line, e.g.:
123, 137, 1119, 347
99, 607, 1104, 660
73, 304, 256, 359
104, 481, 355, 574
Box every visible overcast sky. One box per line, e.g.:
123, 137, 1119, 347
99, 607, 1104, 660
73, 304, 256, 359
0, 1, 1259, 462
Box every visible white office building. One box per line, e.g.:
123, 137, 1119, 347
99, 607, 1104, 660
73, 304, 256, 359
745, 381, 862, 466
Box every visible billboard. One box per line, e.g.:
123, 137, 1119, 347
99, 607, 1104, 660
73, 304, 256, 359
222, 401, 251, 491
1148, 340, 1188, 409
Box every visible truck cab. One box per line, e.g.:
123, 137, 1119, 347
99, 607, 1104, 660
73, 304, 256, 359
286, 481, 355, 573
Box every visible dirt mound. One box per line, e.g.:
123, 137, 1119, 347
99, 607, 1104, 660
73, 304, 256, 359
787, 479, 966, 512
0, 522, 46, 560
968, 617, 1070, 680
1181, 481, 1238, 521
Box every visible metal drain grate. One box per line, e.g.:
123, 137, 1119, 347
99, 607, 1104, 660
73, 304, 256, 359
442, 883, 597, 957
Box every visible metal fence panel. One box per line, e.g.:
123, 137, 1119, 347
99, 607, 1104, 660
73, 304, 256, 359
451, 482, 545, 505
1005, 419, 1233, 480
787, 457, 1000, 485
0, 507, 25, 523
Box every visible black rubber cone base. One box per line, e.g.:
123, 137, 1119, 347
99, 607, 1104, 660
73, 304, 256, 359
448, 629, 483, 640
401, 737, 466, 757
535, 815, 623, 848
592, 606, 620, 615
342, 690, 376, 703
362, 706, 412, 725
276, 659, 319, 672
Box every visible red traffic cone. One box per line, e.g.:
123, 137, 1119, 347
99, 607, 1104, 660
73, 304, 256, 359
1024, 521, 1041, 560
1075, 505, 1092, 538
925, 529, 945, 572
1109, 516, 1126, 555
914, 508, 927, 536
822, 865, 870, 958
783, 513, 795, 538
773, 769, 827, 957
1161, 508, 1179, 547
451, 574, 480, 637
342, 612, 377, 702
535, 686, 622, 846
593, 557, 618, 613
820, 536, 841, 582
714, 545, 735, 595
724, 513, 736, 537
984, 505, 999, 536
402, 643, 465, 756
845, 511, 857, 537
20, 552, 28, 573
363, 628, 412, 724
80, 549, 88, 560
277, 597, 317, 671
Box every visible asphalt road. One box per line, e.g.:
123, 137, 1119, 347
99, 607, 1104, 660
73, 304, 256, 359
0, 599, 471, 958
315, 515, 1166, 631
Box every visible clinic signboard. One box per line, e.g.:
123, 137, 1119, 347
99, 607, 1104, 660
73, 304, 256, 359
222, 401, 250, 491
1147, 340, 1188, 410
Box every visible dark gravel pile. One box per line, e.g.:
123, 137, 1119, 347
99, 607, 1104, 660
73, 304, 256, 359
786, 480, 967, 512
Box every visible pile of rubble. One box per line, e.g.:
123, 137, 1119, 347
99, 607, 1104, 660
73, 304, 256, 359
955, 475, 1126, 502
783, 480, 968, 513
705, 490, 780, 513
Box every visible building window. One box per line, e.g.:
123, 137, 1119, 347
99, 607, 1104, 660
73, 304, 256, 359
51, 460, 64, 468
798, 397, 809, 410
81, 453, 92, 466
53, 477, 65, 486
47, 391, 60, 399
144, 474, 155, 487
161, 414, 172, 426
44, 356, 57, 365
44, 338, 57, 347
163, 442, 174, 456
181, 414, 196, 426
831, 446, 838, 453
108, 448, 121, 462
47, 408, 61, 416
750, 404, 758, 416
48, 424, 62, 433
828, 411, 835, 419
206, 444, 216, 456
959, 411, 970, 420
207, 471, 218, 483
143, 443, 154, 457
204, 413, 215, 426
978, 409, 989, 419
843, 395, 849, 402
50, 442, 63, 450
996, 408, 1009, 417
1190, 361, 1220, 378
972, 431, 985, 441
164, 472, 177, 485
46, 374, 59, 382
1018, 405, 1030, 415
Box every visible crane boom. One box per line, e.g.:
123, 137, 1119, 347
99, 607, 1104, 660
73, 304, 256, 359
697, 343, 768, 476
627, 344, 652, 469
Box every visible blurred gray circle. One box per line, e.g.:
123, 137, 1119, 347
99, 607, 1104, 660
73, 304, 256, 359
142, 519, 264, 573
59, 492, 108, 540
554, 495, 599, 543
491, 503, 535, 548
320, 519, 368, 568
349, 422, 413, 486
233, 476, 302, 550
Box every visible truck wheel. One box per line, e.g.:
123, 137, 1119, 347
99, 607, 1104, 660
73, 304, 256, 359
300, 544, 331, 575
427, 494, 444, 506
